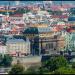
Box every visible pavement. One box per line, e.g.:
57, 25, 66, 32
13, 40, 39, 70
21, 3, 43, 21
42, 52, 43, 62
12, 55, 42, 65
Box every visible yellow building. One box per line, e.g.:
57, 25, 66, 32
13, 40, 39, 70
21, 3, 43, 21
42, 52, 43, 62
57, 36, 66, 51
30, 24, 48, 28
6, 38, 30, 56
38, 27, 54, 38
23, 27, 54, 38
23, 27, 58, 55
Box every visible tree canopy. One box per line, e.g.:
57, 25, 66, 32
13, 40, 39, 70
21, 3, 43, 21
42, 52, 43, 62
2, 54, 13, 67
42, 56, 68, 71
9, 64, 25, 74
24, 66, 40, 74
53, 67, 75, 74
14, 8, 30, 14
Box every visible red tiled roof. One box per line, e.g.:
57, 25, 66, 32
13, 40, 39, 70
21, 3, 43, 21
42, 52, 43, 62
10, 14, 23, 17
51, 15, 68, 18
50, 4, 75, 11
17, 24, 24, 27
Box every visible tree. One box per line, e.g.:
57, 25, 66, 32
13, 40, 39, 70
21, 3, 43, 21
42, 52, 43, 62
39, 67, 49, 74
70, 8, 75, 15
53, 67, 75, 74
24, 66, 40, 74
0, 54, 3, 66
2, 54, 12, 67
9, 64, 25, 74
15, 8, 25, 14
25, 9, 30, 13
42, 56, 68, 72
47, 10, 53, 14
72, 62, 75, 69
14, 8, 30, 14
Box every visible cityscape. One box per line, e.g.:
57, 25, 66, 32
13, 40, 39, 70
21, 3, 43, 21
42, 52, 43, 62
0, 1, 75, 74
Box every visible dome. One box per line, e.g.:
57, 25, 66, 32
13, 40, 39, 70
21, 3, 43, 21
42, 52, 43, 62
23, 27, 38, 34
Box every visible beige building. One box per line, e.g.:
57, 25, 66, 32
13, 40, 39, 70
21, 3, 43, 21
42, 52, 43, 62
0, 45, 7, 54
57, 36, 66, 51
30, 24, 48, 28
6, 38, 30, 56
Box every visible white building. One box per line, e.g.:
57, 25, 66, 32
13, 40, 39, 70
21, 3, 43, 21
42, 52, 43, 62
0, 45, 7, 54
6, 38, 30, 56
9, 14, 25, 25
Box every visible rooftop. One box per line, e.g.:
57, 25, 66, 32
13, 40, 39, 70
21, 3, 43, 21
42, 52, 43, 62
38, 27, 52, 33
23, 27, 38, 34
6, 39, 25, 44
10, 14, 23, 17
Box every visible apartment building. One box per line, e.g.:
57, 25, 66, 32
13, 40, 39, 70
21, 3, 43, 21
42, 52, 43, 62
0, 44, 7, 54
6, 38, 30, 56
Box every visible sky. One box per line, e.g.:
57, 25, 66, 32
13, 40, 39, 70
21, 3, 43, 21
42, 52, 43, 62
0, 1, 75, 6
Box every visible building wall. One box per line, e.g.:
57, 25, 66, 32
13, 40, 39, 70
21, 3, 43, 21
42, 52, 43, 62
6, 42, 30, 55
30, 24, 48, 28
39, 37, 57, 54
10, 16, 24, 25
0, 45, 7, 54
67, 33, 75, 51
39, 32, 54, 38
57, 36, 66, 51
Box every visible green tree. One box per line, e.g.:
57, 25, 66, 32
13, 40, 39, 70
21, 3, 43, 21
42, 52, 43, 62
42, 56, 68, 72
14, 8, 30, 14
39, 67, 49, 74
47, 10, 53, 14
15, 8, 25, 14
0, 54, 3, 66
72, 62, 75, 69
24, 66, 40, 74
2, 54, 12, 67
9, 64, 25, 74
70, 8, 75, 15
53, 67, 75, 74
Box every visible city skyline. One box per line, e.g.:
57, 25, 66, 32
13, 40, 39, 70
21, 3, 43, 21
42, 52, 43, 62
0, 1, 75, 6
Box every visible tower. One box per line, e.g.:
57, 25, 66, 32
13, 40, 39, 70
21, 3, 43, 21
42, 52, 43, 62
15, 1, 20, 5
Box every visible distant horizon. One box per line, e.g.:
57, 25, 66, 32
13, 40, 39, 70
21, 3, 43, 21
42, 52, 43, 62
0, 1, 75, 6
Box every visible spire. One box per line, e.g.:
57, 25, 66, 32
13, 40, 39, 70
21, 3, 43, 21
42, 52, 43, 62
15, 1, 20, 5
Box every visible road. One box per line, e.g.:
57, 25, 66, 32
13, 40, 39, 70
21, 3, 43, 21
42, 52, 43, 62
12, 55, 42, 65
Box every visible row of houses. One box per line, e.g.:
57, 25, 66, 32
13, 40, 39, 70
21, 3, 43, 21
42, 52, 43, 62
0, 2, 75, 56
0, 37, 30, 56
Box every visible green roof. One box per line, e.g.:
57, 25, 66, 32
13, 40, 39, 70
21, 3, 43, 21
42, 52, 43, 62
23, 27, 38, 34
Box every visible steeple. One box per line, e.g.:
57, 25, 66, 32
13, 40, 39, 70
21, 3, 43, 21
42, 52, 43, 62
15, 1, 20, 5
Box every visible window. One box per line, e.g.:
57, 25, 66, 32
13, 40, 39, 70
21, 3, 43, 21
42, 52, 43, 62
46, 43, 53, 49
